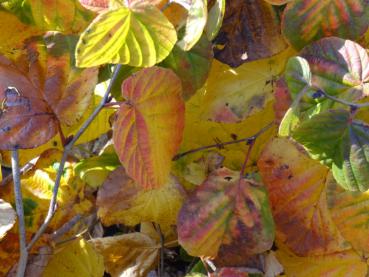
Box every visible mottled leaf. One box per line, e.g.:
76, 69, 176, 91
205, 0, 225, 40
76, 2, 177, 67
97, 167, 184, 226
113, 67, 185, 189
293, 109, 369, 191
213, 0, 287, 67
91, 232, 159, 277
282, 0, 369, 50
177, 0, 207, 51
0, 199, 16, 241
43, 239, 104, 277
258, 138, 349, 256
28, 0, 95, 33
178, 168, 274, 260
276, 246, 367, 277
160, 35, 213, 100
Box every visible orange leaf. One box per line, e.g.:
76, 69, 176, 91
257, 138, 349, 256
113, 66, 185, 189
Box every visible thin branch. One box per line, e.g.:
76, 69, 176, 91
172, 122, 274, 161
157, 224, 165, 277
1, 156, 38, 187
27, 64, 122, 251
239, 139, 256, 178
50, 214, 82, 242
12, 150, 28, 277
317, 89, 369, 109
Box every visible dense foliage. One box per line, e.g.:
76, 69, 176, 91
0, 0, 368, 276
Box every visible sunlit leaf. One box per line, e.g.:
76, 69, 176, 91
213, 0, 287, 67
160, 35, 213, 100
113, 67, 185, 189
177, 0, 207, 51
293, 109, 369, 191
258, 138, 349, 256
282, 0, 369, 50
0, 199, 16, 241
27, 0, 95, 33
76, 2, 177, 67
205, 0, 225, 41
276, 245, 367, 277
263, 0, 291, 4
43, 239, 104, 277
97, 167, 184, 226
178, 168, 274, 261
79, 0, 108, 12
197, 47, 294, 123
91, 232, 159, 277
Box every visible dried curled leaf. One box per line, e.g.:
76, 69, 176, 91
91, 232, 159, 277
113, 67, 185, 189
282, 0, 369, 50
258, 138, 349, 256
178, 168, 274, 262
76, 2, 177, 67
213, 0, 287, 67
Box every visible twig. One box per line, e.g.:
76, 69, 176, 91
50, 214, 82, 242
1, 156, 38, 187
316, 89, 369, 109
11, 149, 28, 277
172, 122, 274, 161
157, 224, 165, 277
239, 138, 256, 178
27, 64, 122, 251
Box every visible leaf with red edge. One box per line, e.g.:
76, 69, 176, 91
79, 0, 109, 12
113, 66, 185, 189
178, 167, 274, 261
213, 0, 287, 67
282, 0, 369, 50
257, 138, 349, 256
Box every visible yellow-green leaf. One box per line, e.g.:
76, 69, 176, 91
76, 2, 177, 67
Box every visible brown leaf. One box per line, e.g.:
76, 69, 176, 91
213, 0, 287, 67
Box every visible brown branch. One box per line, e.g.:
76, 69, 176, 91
172, 122, 274, 161
26, 64, 123, 251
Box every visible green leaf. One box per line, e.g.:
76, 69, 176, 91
293, 109, 369, 191
160, 35, 213, 100
205, 0, 225, 41
177, 0, 207, 51
284, 56, 312, 98
76, 2, 177, 67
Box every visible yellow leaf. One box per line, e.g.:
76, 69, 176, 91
43, 239, 104, 277
276, 244, 367, 277
91, 232, 159, 277
97, 167, 184, 226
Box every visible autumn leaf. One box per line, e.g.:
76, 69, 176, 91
293, 109, 369, 191
213, 0, 287, 67
258, 138, 349, 256
178, 167, 274, 262
43, 238, 105, 277
276, 244, 367, 277
97, 167, 184, 227
113, 66, 185, 189
28, 0, 95, 33
0, 199, 16, 241
282, 0, 369, 50
76, 1, 177, 67
91, 232, 159, 277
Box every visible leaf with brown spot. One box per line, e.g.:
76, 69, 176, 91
213, 0, 287, 67
257, 138, 349, 256
178, 167, 274, 261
